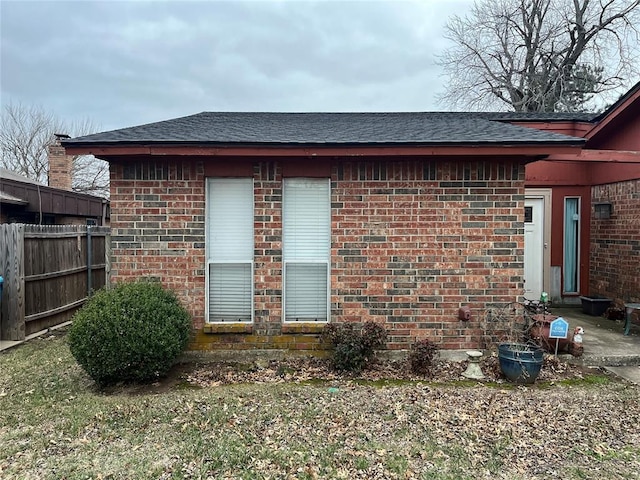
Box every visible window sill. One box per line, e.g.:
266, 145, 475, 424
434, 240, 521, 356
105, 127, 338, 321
281, 323, 327, 334
203, 324, 253, 334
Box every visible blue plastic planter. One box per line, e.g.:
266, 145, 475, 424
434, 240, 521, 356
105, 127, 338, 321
498, 343, 544, 384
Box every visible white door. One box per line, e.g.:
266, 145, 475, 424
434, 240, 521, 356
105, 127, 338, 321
524, 197, 544, 300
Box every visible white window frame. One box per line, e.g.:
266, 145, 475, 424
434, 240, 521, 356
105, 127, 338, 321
563, 196, 581, 294
205, 178, 254, 323
282, 178, 331, 323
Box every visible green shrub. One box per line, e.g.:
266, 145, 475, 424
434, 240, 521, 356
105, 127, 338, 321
68, 281, 191, 386
323, 321, 387, 372
408, 339, 438, 376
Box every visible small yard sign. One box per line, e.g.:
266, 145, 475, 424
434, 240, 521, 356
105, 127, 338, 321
549, 317, 569, 339
549, 317, 570, 357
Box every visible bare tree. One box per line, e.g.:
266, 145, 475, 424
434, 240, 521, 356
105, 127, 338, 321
0, 102, 59, 183
0, 102, 109, 197
67, 117, 110, 197
438, 0, 640, 112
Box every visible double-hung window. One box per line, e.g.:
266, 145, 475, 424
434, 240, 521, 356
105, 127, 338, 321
205, 178, 254, 323
283, 178, 331, 322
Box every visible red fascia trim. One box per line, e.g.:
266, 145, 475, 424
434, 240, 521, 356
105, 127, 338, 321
63, 143, 583, 158
546, 149, 640, 163
510, 121, 593, 138
585, 87, 640, 141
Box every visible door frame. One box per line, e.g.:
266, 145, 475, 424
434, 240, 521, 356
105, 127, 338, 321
524, 189, 552, 298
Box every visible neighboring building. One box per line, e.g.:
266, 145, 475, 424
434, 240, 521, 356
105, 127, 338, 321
0, 135, 109, 226
0, 168, 108, 225
520, 82, 640, 304
63, 113, 583, 351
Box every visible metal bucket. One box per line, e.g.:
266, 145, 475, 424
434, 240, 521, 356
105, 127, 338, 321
498, 342, 544, 384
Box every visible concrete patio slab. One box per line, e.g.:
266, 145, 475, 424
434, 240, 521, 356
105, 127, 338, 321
551, 306, 640, 384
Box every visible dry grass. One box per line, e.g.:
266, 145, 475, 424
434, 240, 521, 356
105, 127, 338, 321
1, 330, 639, 479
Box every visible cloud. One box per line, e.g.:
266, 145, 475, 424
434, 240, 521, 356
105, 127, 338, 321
1, 0, 472, 131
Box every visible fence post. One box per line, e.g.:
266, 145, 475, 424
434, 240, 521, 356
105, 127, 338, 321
0, 224, 26, 341
105, 229, 111, 288
87, 225, 92, 296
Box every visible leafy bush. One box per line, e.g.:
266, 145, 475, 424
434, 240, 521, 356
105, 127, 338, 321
68, 281, 191, 386
323, 321, 387, 372
409, 339, 438, 376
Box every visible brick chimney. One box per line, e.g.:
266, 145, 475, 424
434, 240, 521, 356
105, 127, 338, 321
48, 133, 73, 191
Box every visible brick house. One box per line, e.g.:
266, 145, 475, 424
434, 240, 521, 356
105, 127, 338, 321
63, 113, 583, 351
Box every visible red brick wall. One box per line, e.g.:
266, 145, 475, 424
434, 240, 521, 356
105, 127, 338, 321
48, 136, 73, 191
110, 157, 526, 351
332, 160, 524, 350
109, 160, 207, 326
253, 161, 283, 336
590, 179, 640, 302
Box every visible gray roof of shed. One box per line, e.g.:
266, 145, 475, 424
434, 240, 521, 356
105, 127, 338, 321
63, 112, 585, 147
0, 167, 45, 185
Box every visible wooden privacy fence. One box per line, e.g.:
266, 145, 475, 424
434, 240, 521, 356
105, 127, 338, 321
0, 224, 110, 341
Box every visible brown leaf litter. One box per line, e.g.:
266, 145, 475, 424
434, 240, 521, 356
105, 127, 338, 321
184, 353, 598, 388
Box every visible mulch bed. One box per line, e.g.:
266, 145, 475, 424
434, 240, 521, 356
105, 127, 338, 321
183, 353, 601, 388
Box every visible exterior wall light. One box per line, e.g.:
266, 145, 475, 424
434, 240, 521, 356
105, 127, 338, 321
594, 202, 612, 219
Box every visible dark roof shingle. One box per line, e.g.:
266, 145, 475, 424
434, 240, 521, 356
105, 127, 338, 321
63, 112, 585, 146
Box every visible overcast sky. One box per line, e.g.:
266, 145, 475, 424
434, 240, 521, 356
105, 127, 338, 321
1, 0, 474, 132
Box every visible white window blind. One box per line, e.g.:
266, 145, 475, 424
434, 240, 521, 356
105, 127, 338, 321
206, 178, 253, 323
283, 178, 330, 322
208, 262, 253, 322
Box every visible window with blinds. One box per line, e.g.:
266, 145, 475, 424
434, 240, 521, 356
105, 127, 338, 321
283, 178, 330, 322
205, 178, 254, 323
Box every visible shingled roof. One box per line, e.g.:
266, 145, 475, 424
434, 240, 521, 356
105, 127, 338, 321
481, 111, 597, 122
63, 112, 585, 147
